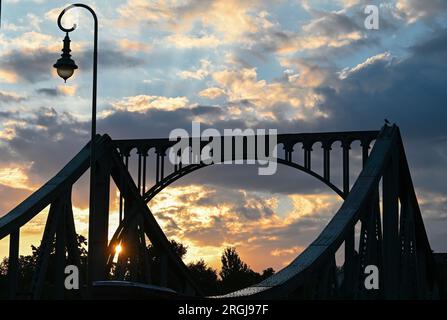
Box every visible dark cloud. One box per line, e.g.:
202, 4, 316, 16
307, 28, 447, 248
313, 29, 447, 137
191, 105, 223, 116
36, 87, 61, 96
182, 216, 228, 247
410, 29, 447, 56
393, 0, 447, 23
77, 48, 144, 70
3, 107, 89, 183
1, 49, 55, 83
0, 110, 17, 118
303, 11, 360, 37
0, 43, 144, 83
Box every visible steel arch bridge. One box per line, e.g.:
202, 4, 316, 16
0, 124, 444, 299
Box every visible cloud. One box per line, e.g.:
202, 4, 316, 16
0, 166, 34, 190
0, 90, 26, 103
205, 66, 329, 122
395, 0, 447, 23
271, 246, 303, 257
57, 85, 77, 96
111, 95, 190, 113
45, 5, 79, 25
0, 32, 144, 83
0, 107, 89, 185
149, 184, 341, 270
314, 29, 447, 138
0, 69, 19, 83
0, 31, 57, 52
241, 6, 370, 56
304, 30, 447, 248
117, 39, 152, 52
199, 87, 225, 99
117, 0, 274, 46
338, 52, 392, 80
36, 85, 77, 97
164, 34, 221, 48
77, 47, 145, 70
177, 59, 211, 80
0, 49, 56, 83
302, 9, 360, 37
0, 31, 62, 83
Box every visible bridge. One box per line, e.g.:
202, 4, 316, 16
0, 124, 445, 299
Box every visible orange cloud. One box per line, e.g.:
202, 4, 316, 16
271, 246, 304, 257
0, 70, 19, 83
117, 39, 152, 52
111, 95, 190, 112
165, 34, 221, 48
57, 85, 77, 96
117, 0, 273, 46
148, 184, 341, 271
199, 87, 225, 99
209, 67, 329, 121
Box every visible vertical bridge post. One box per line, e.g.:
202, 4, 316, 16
8, 230, 19, 299
382, 145, 400, 298
88, 153, 111, 285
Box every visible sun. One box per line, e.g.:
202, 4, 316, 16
115, 244, 123, 255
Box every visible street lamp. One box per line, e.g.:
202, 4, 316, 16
53, 33, 78, 82
53, 3, 98, 287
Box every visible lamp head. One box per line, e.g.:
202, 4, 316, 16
53, 33, 78, 82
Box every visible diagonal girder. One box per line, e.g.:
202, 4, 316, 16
107, 148, 203, 295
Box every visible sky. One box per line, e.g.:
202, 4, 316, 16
0, 0, 446, 272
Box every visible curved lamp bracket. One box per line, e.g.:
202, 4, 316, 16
57, 3, 97, 33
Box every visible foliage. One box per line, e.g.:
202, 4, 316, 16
187, 259, 219, 295
219, 247, 269, 293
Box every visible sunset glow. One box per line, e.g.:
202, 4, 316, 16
0, 0, 446, 277
115, 244, 123, 256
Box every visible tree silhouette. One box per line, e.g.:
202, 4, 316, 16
220, 247, 262, 293
187, 259, 219, 295
0, 238, 275, 297
144, 243, 275, 295
260, 267, 275, 281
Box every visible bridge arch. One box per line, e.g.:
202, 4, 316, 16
107, 137, 357, 265
105, 132, 378, 292
142, 158, 346, 204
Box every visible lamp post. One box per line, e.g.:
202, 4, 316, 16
53, 3, 98, 287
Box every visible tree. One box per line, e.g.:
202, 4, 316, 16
187, 259, 219, 295
170, 239, 188, 259
219, 247, 260, 293
113, 240, 274, 296
146, 239, 188, 262
260, 267, 275, 281
220, 247, 248, 278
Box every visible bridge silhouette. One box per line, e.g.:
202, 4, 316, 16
0, 124, 445, 299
